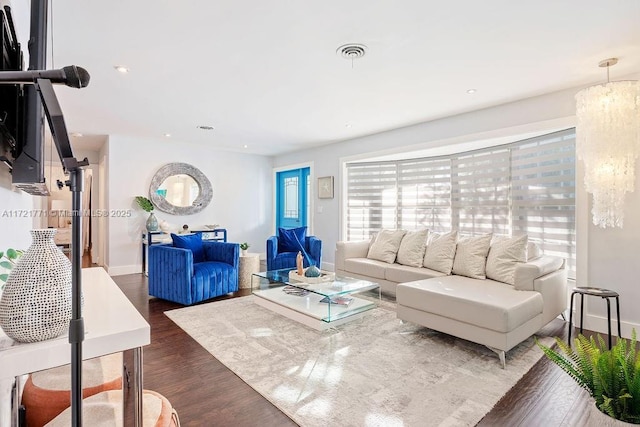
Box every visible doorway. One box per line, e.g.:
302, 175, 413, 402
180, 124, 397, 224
276, 167, 310, 231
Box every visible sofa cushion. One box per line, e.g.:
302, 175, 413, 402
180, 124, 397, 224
423, 231, 458, 274
527, 241, 542, 261
385, 263, 445, 283
486, 235, 528, 285
396, 229, 429, 267
367, 229, 407, 263
171, 232, 204, 263
396, 275, 543, 333
451, 233, 492, 279
278, 226, 307, 253
344, 258, 388, 280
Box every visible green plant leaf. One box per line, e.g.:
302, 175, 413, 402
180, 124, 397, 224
0, 273, 8, 282
6, 248, 18, 259
135, 196, 154, 212
0, 261, 12, 269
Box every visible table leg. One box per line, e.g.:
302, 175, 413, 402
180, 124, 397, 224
123, 347, 144, 427
616, 296, 622, 338
579, 293, 585, 334
568, 292, 575, 345
606, 298, 612, 349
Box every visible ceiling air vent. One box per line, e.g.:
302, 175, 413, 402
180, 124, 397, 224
336, 43, 367, 60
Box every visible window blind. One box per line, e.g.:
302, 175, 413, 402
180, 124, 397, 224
345, 128, 576, 277
510, 130, 576, 275
346, 162, 398, 241
398, 158, 451, 233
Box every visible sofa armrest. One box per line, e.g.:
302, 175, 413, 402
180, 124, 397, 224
514, 255, 566, 291
266, 236, 278, 270
203, 241, 239, 269
335, 240, 370, 271
148, 245, 193, 284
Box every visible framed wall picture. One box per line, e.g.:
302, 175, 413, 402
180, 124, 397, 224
318, 176, 334, 199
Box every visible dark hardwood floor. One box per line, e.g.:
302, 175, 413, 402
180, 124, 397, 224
109, 270, 595, 426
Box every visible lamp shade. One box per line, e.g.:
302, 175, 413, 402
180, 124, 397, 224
575, 80, 640, 228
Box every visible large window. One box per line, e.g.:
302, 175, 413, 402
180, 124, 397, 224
345, 128, 576, 275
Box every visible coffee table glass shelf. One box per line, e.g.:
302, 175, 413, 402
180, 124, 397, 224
251, 268, 380, 330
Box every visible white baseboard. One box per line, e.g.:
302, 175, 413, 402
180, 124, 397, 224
574, 312, 639, 340
108, 264, 140, 276
322, 261, 335, 272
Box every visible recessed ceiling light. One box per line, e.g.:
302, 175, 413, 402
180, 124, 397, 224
114, 65, 129, 73
164, 133, 171, 138
197, 125, 214, 130
70, 132, 83, 137
466, 89, 477, 94
345, 123, 352, 128
243, 144, 248, 149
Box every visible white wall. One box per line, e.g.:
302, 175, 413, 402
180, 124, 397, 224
273, 77, 640, 337
105, 135, 273, 275
0, 167, 35, 250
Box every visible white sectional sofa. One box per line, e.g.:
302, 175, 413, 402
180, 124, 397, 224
335, 231, 567, 367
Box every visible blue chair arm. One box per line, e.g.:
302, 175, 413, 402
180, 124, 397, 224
148, 245, 194, 304
306, 236, 322, 268
203, 241, 239, 269
266, 236, 278, 270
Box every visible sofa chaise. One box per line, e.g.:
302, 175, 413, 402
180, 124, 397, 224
335, 230, 567, 367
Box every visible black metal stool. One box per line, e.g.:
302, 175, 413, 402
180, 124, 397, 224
568, 287, 621, 349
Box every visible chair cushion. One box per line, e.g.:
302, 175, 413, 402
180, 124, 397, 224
171, 232, 204, 263
278, 227, 307, 253
192, 261, 238, 300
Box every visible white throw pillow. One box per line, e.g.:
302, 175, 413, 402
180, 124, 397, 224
396, 229, 429, 267
451, 233, 493, 279
423, 231, 458, 274
367, 229, 407, 264
527, 241, 542, 261
486, 234, 528, 285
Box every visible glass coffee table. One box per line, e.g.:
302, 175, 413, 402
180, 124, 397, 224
251, 268, 380, 330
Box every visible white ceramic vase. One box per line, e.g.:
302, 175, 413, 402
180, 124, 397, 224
588, 402, 635, 426
0, 229, 73, 343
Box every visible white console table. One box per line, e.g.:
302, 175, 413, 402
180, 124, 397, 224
0, 267, 151, 426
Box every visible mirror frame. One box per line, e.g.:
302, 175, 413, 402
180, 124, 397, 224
149, 162, 212, 215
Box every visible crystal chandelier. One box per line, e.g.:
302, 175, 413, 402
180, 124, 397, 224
575, 58, 640, 228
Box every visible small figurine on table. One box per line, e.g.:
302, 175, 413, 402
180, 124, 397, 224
296, 251, 304, 276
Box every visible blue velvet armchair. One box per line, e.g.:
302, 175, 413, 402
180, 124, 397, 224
266, 235, 322, 271
148, 241, 239, 305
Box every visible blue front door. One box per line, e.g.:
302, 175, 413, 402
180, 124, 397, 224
276, 167, 310, 231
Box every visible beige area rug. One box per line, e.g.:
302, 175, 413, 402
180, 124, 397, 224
165, 296, 552, 427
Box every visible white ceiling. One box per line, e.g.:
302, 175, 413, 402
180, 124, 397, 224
10, 0, 640, 156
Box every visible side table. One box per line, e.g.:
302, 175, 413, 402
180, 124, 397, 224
568, 286, 621, 349
239, 253, 260, 289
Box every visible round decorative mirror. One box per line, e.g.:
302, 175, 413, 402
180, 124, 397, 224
149, 163, 212, 215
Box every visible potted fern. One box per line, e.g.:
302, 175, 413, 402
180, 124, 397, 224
537, 331, 640, 425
